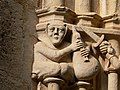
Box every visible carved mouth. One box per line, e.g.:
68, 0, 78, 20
53, 35, 59, 39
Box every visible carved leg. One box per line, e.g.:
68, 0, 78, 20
43, 77, 64, 90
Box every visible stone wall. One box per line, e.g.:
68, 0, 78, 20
0, 0, 37, 90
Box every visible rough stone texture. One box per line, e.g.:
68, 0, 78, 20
0, 0, 37, 90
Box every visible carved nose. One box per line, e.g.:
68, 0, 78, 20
54, 28, 59, 34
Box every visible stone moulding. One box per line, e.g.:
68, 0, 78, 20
36, 23, 120, 35
35, 6, 76, 25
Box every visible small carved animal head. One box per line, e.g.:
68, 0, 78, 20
46, 23, 67, 46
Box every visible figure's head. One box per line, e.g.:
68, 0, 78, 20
46, 23, 67, 46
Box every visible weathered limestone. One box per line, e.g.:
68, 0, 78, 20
71, 81, 92, 90
75, 0, 103, 27
1, 0, 120, 90
43, 77, 64, 90
100, 0, 107, 16
0, 0, 37, 90
72, 26, 100, 80
75, 0, 90, 14
41, 0, 65, 9
107, 0, 118, 15
108, 72, 118, 90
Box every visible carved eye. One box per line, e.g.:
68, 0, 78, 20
59, 28, 65, 33
49, 27, 55, 32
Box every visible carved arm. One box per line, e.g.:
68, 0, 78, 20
34, 41, 77, 62
99, 41, 120, 71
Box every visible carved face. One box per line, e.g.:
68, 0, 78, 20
47, 24, 67, 46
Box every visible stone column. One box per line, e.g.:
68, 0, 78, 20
48, 82, 59, 90
75, 0, 103, 27
107, 38, 120, 90
100, 0, 107, 16
75, 0, 90, 14
42, 0, 65, 8
103, 0, 119, 29
107, 0, 117, 15
52, 0, 65, 7
108, 72, 118, 90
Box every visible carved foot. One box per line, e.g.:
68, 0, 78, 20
43, 77, 65, 90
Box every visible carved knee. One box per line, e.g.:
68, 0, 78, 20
60, 63, 74, 82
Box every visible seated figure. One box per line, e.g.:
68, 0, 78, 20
31, 23, 86, 84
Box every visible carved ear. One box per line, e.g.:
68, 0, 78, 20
64, 24, 67, 27
45, 23, 50, 33
47, 23, 50, 26
63, 24, 68, 35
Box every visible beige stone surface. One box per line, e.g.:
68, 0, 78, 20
1, 0, 120, 90
0, 0, 37, 90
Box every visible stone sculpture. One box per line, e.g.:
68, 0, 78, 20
32, 23, 75, 83
32, 22, 116, 89
31, 0, 120, 90
31, 21, 97, 89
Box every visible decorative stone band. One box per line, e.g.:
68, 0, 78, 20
36, 23, 120, 36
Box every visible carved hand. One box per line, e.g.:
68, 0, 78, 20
99, 41, 120, 71
99, 41, 114, 55
70, 39, 81, 51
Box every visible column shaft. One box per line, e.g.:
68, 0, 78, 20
48, 82, 59, 90
100, 0, 107, 16
108, 73, 118, 90
79, 87, 87, 90
107, 0, 117, 15
75, 0, 90, 14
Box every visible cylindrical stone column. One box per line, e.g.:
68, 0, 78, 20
107, 38, 120, 90
107, 0, 117, 15
100, 0, 107, 16
108, 72, 118, 90
79, 87, 87, 90
75, 0, 91, 14
48, 82, 59, 90
43, 0, 65, 8
52, 0, 65, 7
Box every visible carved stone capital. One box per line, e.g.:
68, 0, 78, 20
103, 13, 120, 29
43, 77, 65, 90
43, 77, 65, 85
76, 13, 103, 28
35, 6, 76, 27
71, 81, 92, 90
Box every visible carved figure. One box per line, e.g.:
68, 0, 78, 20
32, 23, 83, 84
32, 22, 118, 90
99, 41, 120, 72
